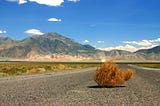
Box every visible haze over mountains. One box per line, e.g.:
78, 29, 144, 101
0, 32, 159, 61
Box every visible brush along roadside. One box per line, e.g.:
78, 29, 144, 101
0, 63, 100, 77
94, 61, 135, 87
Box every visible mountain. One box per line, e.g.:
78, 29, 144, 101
0, 36, 18, 51
104, 45, 160, 60
136, 46, 160, 54
0, 36, 17, 44
105, 50, 145, 60
135, 46, 160, 60
0, 33, 105, 59
0, 33, 159, 61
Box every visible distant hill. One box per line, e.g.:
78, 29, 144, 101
104, 45, 160, 60
105, 50, 145, 60
135, 46, 160, 60
0, 36, 17, 44
0, 36, 18, 51
136, 46, 160, 54
0, 33, 104, 59
0, 33, 159, 61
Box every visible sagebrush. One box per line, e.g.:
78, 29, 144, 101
94, 61, 135, 87
0, 62, 100, 76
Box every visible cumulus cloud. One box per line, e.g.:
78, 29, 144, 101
99, 38, 160, 52
123, 38, 160, 46
19, 0, 27, 4
98, 44, 138, 52
6, 0, 27, 4
123, 40, 153, 46
6, 0, 64, 6
25, 29, 44, 35
97, 40, 105, 43
7, 0, 80, 6
149, 38, 160, 43
83, 40, 90, 44
68, 0, 80, 3
0, 30, 7, 34
48, 18, 62, 22
29, 0, 64, 6
137, 44, 159, 50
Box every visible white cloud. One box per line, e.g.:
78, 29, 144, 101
6, 0, 64, 6
0, 31, 3, 34
99, 41, 159, 52
19, 0, 27, 4
68, 0, 80, 3
98, 44, 138, 52
48, 18, 62, 22
6, 0, 27, 4
3, 31, 7, 33
25, 29, 44, 35
138, 44, 159, 50
97, 40, 105, 43
149, 38, 160, 43
83, 40, 90, 44
0, 30, 7, 34
123, 38, 160, 47
29, 0, 64, 6
97, 37, 160, 52
7, 0, 80, 6
123, 40, 153, 46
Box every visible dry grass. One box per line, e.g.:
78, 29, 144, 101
94, 61, 135, 87
0, 62, 100, 76
26, 68, 46, 74
136, 64, 160, 68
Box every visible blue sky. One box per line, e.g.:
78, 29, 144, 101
0, 0, 160, 52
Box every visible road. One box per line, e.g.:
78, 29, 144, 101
0, 65, 160, 106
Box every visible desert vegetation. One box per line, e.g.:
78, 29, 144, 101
94, 61, 135, 87
136, 63, 160, 68
0, 62, 100, 77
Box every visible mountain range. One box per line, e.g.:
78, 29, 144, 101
0, 32, 159, 61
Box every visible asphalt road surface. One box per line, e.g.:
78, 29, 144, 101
0, 65, 160, 106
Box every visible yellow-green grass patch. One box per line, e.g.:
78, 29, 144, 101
0, 62, 101, 77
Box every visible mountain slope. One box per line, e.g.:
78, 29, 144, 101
136, 46, 160, 54
105, 50, 145, 60
135, 46, 160, 60
0, 33, 104, 59
0, 36, 18, 51
0, 33, 159, 61
0, 36, 17, 44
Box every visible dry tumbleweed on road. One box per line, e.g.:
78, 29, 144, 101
94, 61, 135, 87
